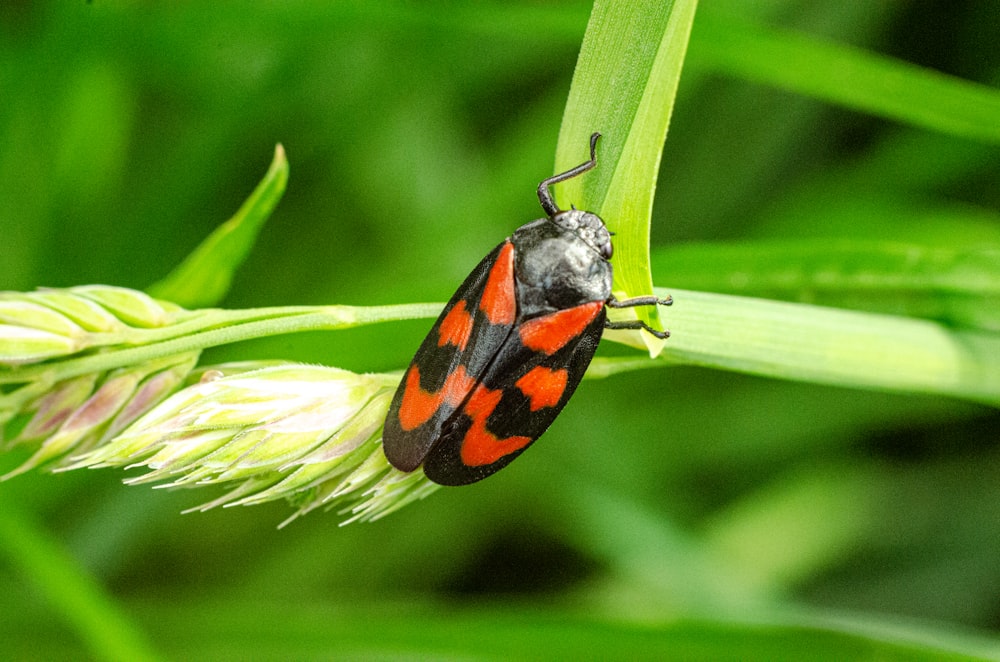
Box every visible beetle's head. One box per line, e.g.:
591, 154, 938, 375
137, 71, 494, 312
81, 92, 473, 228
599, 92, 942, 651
549, 208, 613, 260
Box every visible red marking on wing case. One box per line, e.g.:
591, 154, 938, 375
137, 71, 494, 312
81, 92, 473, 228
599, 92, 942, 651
461, 419, 532, 467
441, 366, 477, 408
463, 382, 503, 420
518, 301, 603, 354
479, 242, 516, 325
515, 366, 568, 411
438, 300, 473, 350
459, 384, 532, 467
398, 365, 476, 431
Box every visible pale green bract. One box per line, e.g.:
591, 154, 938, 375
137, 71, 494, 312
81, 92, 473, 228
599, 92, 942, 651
67, 365, 436, 526
0, 285, 183, 365
0, 285, 199, 477
0, 285, 436, 525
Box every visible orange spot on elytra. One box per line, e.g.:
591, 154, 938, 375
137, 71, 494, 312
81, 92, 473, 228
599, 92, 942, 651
518, 302, 603, 355
398, 367, 437, 431
479, 242, 516, 326
463, 382, 503, 419
398, 365, 476, 431
438, 300, 473, 350
459, 385, 532, 467
515, 366, 568, 411
460, 418, 532, 467
441, 365, 476, 408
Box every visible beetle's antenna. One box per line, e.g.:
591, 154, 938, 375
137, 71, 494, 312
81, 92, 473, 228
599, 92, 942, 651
537, 132, 601, 217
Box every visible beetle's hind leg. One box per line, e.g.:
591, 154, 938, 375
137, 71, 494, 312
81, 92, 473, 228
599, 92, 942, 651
604, 293, 672, 339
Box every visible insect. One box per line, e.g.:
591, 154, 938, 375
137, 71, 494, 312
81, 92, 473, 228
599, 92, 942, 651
382, 133, 671, 486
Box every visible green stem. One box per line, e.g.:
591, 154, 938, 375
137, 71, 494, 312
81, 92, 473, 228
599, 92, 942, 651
66, 306, 322, 354
1, 303, 440, 385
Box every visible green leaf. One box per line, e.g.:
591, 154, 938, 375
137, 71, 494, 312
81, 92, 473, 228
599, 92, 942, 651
652, 240, 1000, 332
116, 600, 1000, 661
147, 145, 289, 307
690, 9, 1000, 143
605, 288, 1000, 406
555, 0, 699, 355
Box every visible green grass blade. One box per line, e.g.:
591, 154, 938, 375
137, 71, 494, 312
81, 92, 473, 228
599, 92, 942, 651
556, 0, 699, 355
147, 145, 289, 307
0, 504, 161, 662
653, 240, 1000, 331
605, 288, 1000, 406
691, 10, 1000, 143
118, 599, 999, 661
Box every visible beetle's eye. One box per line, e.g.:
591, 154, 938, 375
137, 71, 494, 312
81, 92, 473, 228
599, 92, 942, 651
601, 242, 613, 260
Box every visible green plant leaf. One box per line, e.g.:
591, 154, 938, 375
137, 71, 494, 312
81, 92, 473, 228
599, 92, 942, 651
690, 9, 1000, 143
652, 240, 1000, 332
147, 145, 289, 308
555, 0, 699, 355
604, 288, 1000, 406
111, 600, 1000, 661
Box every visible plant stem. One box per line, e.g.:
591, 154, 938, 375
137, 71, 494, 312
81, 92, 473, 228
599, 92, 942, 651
0, 303, 441, 385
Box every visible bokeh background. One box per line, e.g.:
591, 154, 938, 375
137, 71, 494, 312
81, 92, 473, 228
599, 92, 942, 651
2, 1, 999, 657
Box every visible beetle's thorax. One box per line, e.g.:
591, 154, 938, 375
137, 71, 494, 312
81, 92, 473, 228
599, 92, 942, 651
510, 213, 614, 319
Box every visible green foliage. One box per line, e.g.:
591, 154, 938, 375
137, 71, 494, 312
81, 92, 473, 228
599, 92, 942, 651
0, 504, 160, 662
147, 145, 289, 308
557, 0, 698, 351
692, 9, 1000, 143
1, 0, 999, 659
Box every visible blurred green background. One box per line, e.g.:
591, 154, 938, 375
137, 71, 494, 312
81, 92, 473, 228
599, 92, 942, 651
2, 1, 999, 658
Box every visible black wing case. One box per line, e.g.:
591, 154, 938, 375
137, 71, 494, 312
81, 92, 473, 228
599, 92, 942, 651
383, 241, 518, 472
422, 303, 606, 485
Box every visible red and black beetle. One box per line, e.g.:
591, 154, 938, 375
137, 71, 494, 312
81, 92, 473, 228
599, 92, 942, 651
383, 133, 671, 485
